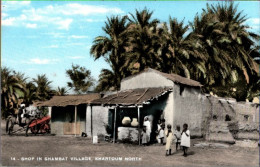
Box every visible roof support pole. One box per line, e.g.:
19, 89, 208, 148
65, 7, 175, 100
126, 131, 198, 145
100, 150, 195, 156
138, 106, 141, 146
113, 107, 117, 144
85, 104, 88, 134
48, 107, 52, 123
48, 107, 52, 118
91, 105, 93, 137
74, 105, 77, 137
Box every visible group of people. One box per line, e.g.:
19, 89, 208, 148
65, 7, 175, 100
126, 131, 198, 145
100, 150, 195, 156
163, 123, 190, 157
141, 117, 190, 157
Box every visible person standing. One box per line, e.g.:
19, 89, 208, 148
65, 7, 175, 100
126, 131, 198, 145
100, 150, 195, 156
165, 124, 173, 156
157, 121, 165, 144
143, 117, 151, 144
18, 104, 25, 125
161, 119, 166, 144
174, 125, 182, 151
141, 126, 148, 146
180, 123, 190, 157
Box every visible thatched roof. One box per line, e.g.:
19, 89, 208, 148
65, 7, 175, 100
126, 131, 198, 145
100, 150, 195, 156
122, 68, 202, 87
37, 93, 100, 107
91, 87, 172, 106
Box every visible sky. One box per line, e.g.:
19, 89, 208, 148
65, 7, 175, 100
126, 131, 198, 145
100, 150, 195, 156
1, 1, 260, 91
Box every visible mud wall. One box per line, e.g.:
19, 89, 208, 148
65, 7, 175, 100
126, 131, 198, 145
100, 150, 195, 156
234, 102, 259, 140
204, 96, 259, 142
172, 84, 207, 137
87, 106, 109, 137
120, 71, 173, 90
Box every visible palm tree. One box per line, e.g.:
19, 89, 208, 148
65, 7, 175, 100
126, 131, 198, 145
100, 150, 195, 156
189, 12, 229, 89
13, 71, 28, 100
189, 2, 260, 100
213, 3, 260, 101
95, 69, 117, 92
208, 2, 259, 81
22, 82, 38, 105
12, 72, 39, 106
32, 74, 53, 101
55, 87, 68, 96
158, 17, 207, 80
127, 8, 161, 73
90, 15, 130, 91
66, 64, 94, 94
1, 67, 24, 118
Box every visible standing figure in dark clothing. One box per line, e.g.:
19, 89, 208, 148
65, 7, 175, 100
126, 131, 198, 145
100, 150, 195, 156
18, 104, 25, 125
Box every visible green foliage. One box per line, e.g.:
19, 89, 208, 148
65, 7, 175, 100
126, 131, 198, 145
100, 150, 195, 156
127, 8, 161, 73
22, 82, 38, 105
55, 87, 68, 96
91, 3, 260, 101
38, 106, 49, 117
1, 67, 55, 118
189, 2, 260, 99
32, 74, 53, 101
1, 67, 24, 118
90, 16, 130, 91
66, 64, 94, 94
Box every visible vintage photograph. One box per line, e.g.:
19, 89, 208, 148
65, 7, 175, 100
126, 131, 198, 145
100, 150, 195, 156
1, 0, 259, 166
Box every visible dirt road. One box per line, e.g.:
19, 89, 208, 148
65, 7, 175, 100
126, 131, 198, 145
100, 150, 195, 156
1, 120, 259, 167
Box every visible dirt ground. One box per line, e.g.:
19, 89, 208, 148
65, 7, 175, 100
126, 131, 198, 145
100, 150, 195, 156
1, 120, 259, 167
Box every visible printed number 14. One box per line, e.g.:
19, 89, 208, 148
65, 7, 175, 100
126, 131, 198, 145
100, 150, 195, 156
11, 157, 16, 161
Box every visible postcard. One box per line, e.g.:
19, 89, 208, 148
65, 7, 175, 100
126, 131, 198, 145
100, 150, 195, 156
1, 0, 259, 166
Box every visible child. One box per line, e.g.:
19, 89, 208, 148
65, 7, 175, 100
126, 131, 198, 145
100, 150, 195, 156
165, 124, 173, 156
161, 119, 166, 129
142, 126, 148, 146
180, 123, 190, 157
174, 125, 181, 151
158, 124, 165, 144
161, 119, 166, 144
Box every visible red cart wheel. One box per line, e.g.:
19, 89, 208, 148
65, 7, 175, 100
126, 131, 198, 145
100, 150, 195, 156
39, 123, 50, 133
30, 125, 39, 134
44, 123, 50, 133
26, 119, 39, 136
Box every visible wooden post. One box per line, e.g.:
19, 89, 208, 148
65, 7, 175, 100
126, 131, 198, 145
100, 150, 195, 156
74, 105, 77, 137
113, 107, 117, 144
138, 106, 141, 145
91, 105, 93, 137
48, 107, 52, 124
85, 104, 88, 134
48, 107, 52, 118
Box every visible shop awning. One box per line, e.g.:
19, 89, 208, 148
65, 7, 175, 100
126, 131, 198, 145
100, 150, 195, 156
91, 87, 173, 106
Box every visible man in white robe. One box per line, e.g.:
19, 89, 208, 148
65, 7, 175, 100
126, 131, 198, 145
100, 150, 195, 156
143, 117, 151, 143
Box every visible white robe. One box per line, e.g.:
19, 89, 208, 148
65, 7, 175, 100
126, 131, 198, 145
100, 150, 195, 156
143, 120, 151, 134
157, 124, 164, 138
165, 130, 173, 150
174, 130, 182, 143
180, 130, 190, 147
143, 120, 151, 142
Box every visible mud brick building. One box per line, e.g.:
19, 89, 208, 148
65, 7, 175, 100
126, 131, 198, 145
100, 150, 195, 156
38, 94, 100, 135
39, 68, 259, 144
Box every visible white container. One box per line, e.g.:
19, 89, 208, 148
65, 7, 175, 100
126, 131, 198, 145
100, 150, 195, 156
131, 118, 139, 127
93, 136, 98, 144
122, 117, 131, 126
